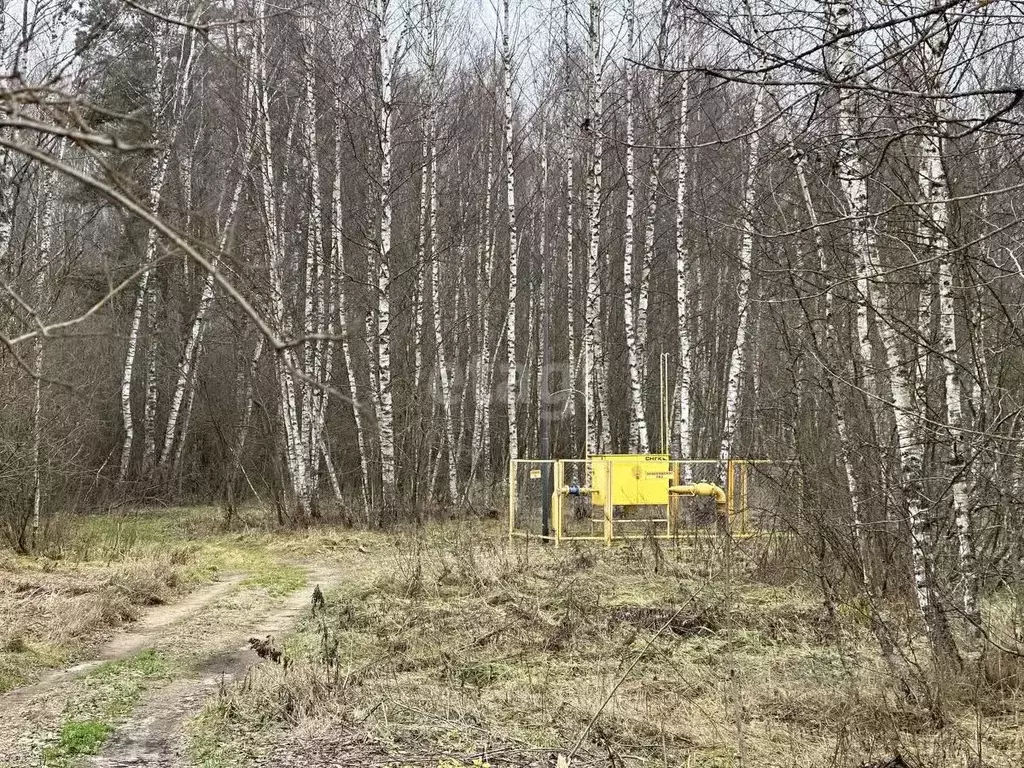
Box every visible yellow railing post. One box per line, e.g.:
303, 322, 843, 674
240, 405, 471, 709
740, 461, 749, 535
725, 458, 735, 534
553, 461, 564, 547
667, 461, 677, 538
603, 460, 614, 546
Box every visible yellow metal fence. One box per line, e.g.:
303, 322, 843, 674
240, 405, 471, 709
509, 457, 780, 545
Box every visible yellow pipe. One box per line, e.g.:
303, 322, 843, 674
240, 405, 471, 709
560, 486, 596, 495
668, 482, 728, 509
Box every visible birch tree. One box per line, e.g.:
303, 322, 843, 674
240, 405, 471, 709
670, 16, 692, 464
831, 0, 880, 459
584, 0, 605, 456
30, 167, 53, 549
333, 103, 371, 519
502, 0, 521, 465
621, 0, 648, 454
254, 7, 317, 519
426, 0, 458, 500
118, 39, 174, 481
375, 0, 403, 507
561, 0, 578, 456
118, 9, 202, 481
638, 0, 671, 433
718, 25, 765, 464
916, 1, 980, 644
470, 126, 497, 490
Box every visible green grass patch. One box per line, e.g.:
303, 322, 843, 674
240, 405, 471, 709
41, 720, 112, 765
241, 563, 307, 597
68, 507, 343, 584
41, 648, 174, 766
84, 647, 172, 716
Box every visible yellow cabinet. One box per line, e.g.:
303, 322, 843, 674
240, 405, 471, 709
590, 454, 672, 506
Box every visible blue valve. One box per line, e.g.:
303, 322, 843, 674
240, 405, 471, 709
568, 483, 581, 497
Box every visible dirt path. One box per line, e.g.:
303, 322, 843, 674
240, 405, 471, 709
2, 573, 247, 707
83, 568, 335, 768
0, 565, 338, 768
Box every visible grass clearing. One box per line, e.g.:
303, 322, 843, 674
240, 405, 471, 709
193, 523, 1024, 767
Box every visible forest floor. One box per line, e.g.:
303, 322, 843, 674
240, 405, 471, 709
1, 509, 1023, 768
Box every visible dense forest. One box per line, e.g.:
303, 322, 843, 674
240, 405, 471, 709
3, 0, 1024, 665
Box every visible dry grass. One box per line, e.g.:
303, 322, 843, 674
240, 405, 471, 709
0, 504, 361, 693
0, 512, 210, 693
192, 522, 1024, 768
0, 550, 196, 691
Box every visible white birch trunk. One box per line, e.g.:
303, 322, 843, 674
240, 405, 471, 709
170, 371, 196, 479
584, 0, 604, 456
300, 14, 329, 515
719, 79, 765, 463
917, 4, 980, 642
455, 248, 474, 469
31, 170, 53, 549
256, 9, 309, 517
865, 240, 949, 651
832, 0, 880, 577
118, 22, 198, 481
414, 134, 429, 395
638, 2, 671, 412
376, 0, 398, 504
140, 22, 201, 478
141, 268, 160, 474
562, 0, 577, 455
0, 153, 11, 265
831, 1, 881, 427
432, 248, 458, 501
333, 126, 371, 521
671, 46, 691, 465
119, 149, 171, 481
320, 438, 344, 503
425, 0, 457, 501
827, 0, 958, 659
537, 119, 549, 433
470, 129, 497, 490
502, 0, 520, 465
621, 0, 647, 454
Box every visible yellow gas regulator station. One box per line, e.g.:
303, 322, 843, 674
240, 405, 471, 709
509, 453, 764, 546
516, 316, 772, 545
